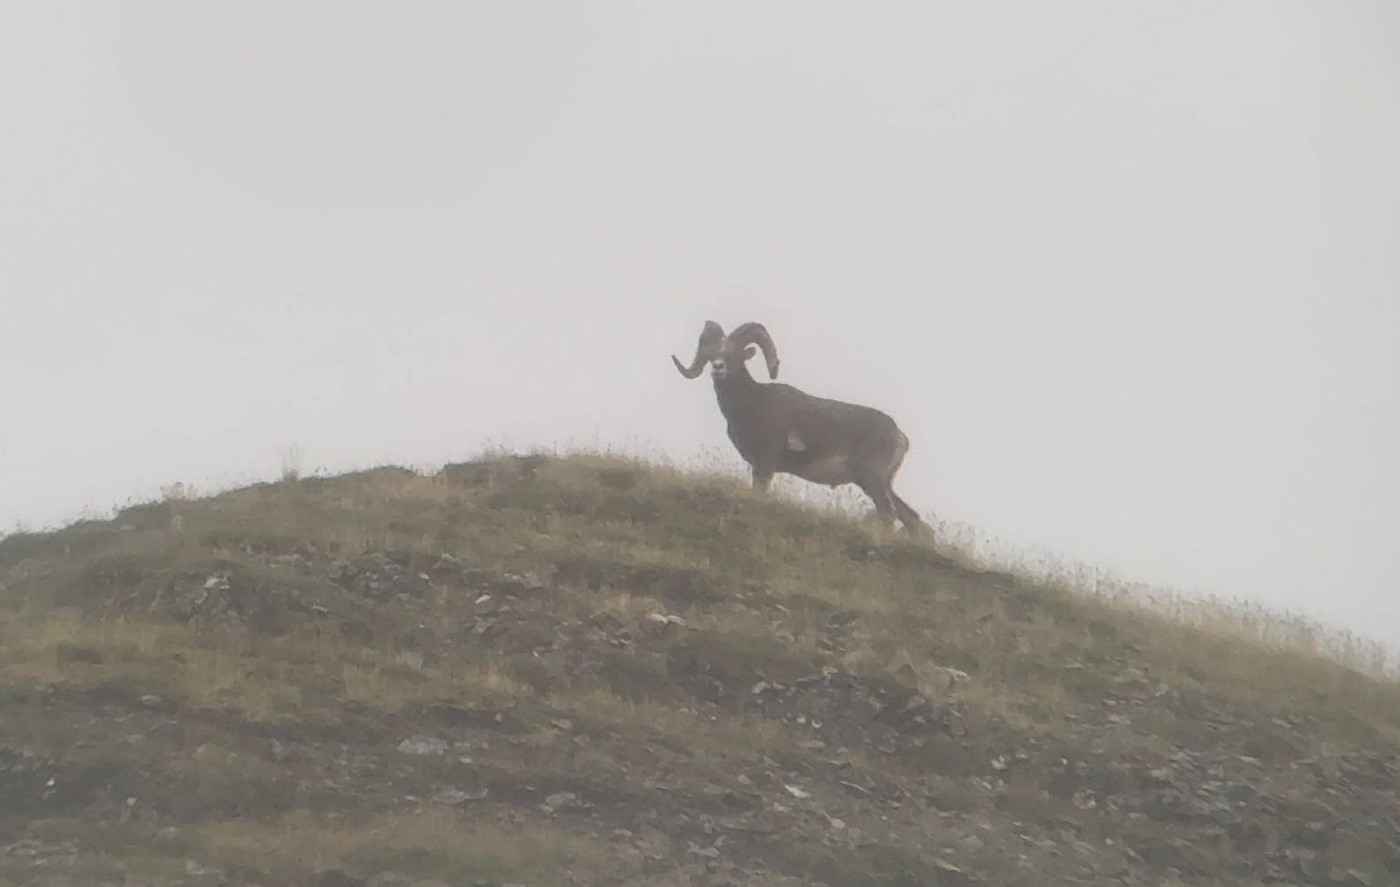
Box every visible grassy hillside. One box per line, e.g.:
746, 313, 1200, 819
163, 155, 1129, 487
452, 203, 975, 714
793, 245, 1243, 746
0, 453, 1397, 886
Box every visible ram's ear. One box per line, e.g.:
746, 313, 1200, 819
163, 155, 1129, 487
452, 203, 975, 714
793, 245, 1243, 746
742, 346, 757, 360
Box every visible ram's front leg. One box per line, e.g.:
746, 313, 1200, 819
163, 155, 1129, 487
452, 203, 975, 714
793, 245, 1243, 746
747, 438, 786, 493
751, 466, 774, 492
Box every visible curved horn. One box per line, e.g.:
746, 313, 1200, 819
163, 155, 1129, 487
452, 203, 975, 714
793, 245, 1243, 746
672, 321, 725, 379
726, 322, 780, 379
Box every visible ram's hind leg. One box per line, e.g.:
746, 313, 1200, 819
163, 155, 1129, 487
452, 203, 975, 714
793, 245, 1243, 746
881, 432, 931, 540
855, 475, 900, 538
891, 491, 933, 540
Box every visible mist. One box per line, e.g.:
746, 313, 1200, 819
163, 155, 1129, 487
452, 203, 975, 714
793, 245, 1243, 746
2, 2, 1397, 651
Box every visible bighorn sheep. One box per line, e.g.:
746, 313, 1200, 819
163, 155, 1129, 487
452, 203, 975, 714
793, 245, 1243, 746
672, 321, 930, 536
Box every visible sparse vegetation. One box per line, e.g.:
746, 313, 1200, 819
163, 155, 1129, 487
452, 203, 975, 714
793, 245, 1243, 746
0, 451, 1396, 885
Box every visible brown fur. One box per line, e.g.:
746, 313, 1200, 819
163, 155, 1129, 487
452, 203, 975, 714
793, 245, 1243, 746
673, 321, 929, 536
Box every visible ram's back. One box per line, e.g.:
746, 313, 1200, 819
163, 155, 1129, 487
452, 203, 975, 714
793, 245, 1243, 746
760, 383, 901, 453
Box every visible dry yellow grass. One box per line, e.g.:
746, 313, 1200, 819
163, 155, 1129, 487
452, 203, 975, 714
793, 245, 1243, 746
1, 449, 1396, 886
196, 809, 623, 884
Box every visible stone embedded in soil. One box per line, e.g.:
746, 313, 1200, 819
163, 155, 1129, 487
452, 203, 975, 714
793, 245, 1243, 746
542, 791, 579, 814
395, 736, 449, 756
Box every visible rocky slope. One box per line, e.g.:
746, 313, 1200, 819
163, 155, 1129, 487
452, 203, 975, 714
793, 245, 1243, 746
0, 454, 1397, 886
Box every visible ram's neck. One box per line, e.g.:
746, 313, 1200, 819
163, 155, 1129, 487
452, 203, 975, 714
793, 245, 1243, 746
712, 367, 760, 420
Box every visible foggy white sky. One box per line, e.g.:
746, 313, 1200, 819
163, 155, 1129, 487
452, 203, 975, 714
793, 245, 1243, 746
2, 2, 1397, 650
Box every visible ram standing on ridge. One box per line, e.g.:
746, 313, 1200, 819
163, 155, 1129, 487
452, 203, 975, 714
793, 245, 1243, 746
672, 320, 931, 538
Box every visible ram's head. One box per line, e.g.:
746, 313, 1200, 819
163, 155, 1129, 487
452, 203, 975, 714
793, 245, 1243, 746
672, 321, 780, 381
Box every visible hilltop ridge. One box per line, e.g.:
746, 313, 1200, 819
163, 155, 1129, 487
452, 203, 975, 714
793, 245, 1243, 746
1, 453, 1397, 886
